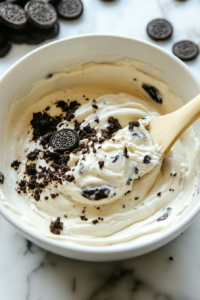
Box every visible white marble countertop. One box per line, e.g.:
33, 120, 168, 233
1, 0, 200, 299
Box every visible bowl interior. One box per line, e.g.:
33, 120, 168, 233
1, 35, 200, 261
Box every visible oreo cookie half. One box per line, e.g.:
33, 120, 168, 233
81, 186, 110, 200
147, 19, 173, 41
0, 3, 27, 29
56, 0, 83, 20
25, 0, 57, 29
50, 129, 79, 151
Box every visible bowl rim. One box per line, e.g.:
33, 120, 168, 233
1, 33, 200, 257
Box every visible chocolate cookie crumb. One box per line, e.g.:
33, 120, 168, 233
143, 155, 151, 164
157, 207, 172, 221
126, 178, 132, 185
123, 147, 129, 158
135, 197, 139, 200
50, 217, 63, 234
45, 196, 48, 200
98, 161, 104, 169
128, 121, 140, 131
92, 219, 99, 225
112, 155, 119, 163
11, 160, 21, 170
64, 174, 75, 182
80, 215, 88, 221
0, 172, 4, 184
27, 149, 40, 161
94, 116, 99, 123
26, 163, 37, 175
157, 192, 161, 197
134, 166, 139, 174
92, 104, 98, 109
169, 256, 173, 261
34, 189, 40, 201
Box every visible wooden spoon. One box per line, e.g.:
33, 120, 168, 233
149, 94, 200, 158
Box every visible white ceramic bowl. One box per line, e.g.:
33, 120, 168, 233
1, 35, 200, 262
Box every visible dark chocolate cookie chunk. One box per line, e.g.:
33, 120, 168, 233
56, 0, 83, 20
147, 19, 173, 41
0, 3, 27, 29
82, 186, 110, 200
50, 129, 79, 151
157, 207, 172, 221
173, 40, 199, 61
142, 84, 163, 104
0, 38, 11, 57
0, 172, 4, 184
25, 0, 57, 29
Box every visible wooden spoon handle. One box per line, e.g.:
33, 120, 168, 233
149, 94, 200, 157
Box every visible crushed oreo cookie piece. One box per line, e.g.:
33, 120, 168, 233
34, 189, 40, 201
126, 178, 132, 185
123, 147, 129, 158
143, 155, 151, 164
11, 160, 21, 170
94, 116, 99, 123
134, 165, 139, 174
128, 121, 140, 131
92, 104, 98, 109
98, 161, 104, 169
82, 186, 110, 200
79, 123, 97, 140
157, 207, 172, 221
0, 172, 4, 184
50, 217, 63, 234
27, 149, 40, 161
112, 155, 119, 163
26, 163, 37, 175
80, 215, 88, 221
142, 84, 163, 104
55, 100, 68, 112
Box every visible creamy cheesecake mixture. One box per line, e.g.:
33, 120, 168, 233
1, 59, 199, 246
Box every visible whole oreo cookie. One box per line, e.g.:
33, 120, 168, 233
50, 129, 79, 151
147, 19, 173, 41
173, 40, 199, 61
56, 0, 83, 20
81, 186, 110, 201
0, 3, 27, 29
0, 38, 11, 57
25, 0, 57, 29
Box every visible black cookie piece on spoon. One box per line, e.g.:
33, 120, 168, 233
81, 186, 110, 200
56, 0, 83, 20
147, 19, 173, 41
173, 40, 199, 61
50, 129, 79, 151
0, 3, 27, 29
25, 0, 57, 29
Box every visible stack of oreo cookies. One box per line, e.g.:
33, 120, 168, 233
0, 0, 83, 57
